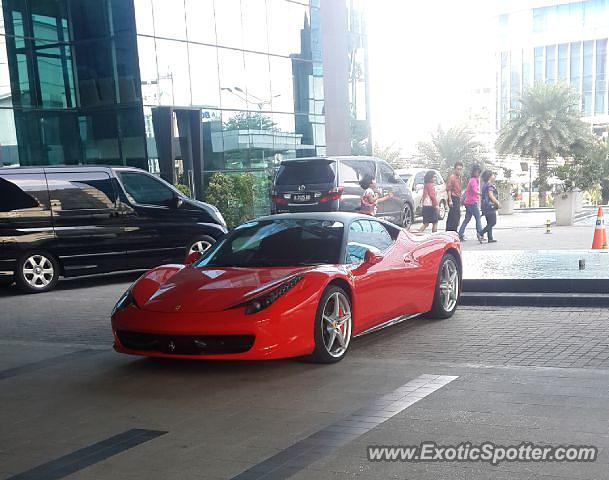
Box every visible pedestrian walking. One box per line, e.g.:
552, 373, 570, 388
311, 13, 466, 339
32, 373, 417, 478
417, 171, 439, 233
445, 161, 463, 232
480, 170, 501, 243
359, 174, 393, 216
457, 165, 484, 242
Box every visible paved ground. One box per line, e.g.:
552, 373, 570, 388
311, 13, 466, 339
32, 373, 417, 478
2, 277, 609, 479
414, 206, 605, 250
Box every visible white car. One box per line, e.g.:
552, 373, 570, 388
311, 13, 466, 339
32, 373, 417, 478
395, 168, 449, 221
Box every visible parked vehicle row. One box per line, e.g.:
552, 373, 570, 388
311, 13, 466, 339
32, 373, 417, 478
0, 166, 227, 293
270, 156, 416, 229
395, 167, 449, 221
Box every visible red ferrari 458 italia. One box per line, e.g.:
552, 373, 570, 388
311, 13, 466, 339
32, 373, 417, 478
111, 213, 461, 363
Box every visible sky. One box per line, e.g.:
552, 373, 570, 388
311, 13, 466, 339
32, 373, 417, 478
365, 0, 498, 155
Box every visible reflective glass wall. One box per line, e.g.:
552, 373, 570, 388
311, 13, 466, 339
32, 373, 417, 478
0, 0, 147, 168
134, 0, 325, 213
498, 38, 609, 126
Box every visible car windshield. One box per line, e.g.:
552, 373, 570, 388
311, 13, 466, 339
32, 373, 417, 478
275, 161, 336, 185
400, 173, 412, 182
196, 219, 345, 268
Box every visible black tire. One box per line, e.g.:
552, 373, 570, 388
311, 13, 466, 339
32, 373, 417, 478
310, 285, 353, 364
402, 203, 414, 230
428, 253, 460, 319
187, 235, 216, 257
438, 200, 447, 220
15, 251, 60, 293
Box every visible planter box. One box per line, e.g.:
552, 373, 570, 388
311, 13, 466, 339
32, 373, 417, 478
498, 197, 515, 215
575, 190, 584, 213
554, 192, 576, 226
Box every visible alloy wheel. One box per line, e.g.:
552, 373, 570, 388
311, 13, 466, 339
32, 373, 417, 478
189, 240, 212, 256
402, 205, 413, 229
22, 254, 55, 289
438, 258, 459, 312
321, 291, 352, 358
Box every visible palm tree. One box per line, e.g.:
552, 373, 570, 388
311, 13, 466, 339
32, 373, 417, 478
416, 126, 486, 177
495, 83, 589, 206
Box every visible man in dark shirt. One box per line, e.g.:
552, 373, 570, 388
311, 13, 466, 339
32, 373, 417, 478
445, 162, 463, 232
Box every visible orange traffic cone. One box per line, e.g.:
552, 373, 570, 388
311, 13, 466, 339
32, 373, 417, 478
591, 207, 608, 250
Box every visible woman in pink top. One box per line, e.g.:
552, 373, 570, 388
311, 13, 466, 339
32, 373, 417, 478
418, 170, 439, 233
458, 165, 484, 242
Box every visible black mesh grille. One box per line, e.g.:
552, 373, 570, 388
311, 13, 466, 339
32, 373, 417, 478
117, 331, 254, 355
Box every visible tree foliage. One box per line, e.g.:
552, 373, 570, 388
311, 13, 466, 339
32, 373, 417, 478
373, 142, 402, 168
205, 172, 255, 228
416, 126, 486, 177
224, 112, 278, 132
495, 83, 589, 206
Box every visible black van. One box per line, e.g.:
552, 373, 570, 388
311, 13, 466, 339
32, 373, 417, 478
0, 166, 227, 293
270, 156, 415, 228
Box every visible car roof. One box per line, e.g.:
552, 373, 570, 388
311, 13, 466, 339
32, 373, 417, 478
253, 212, 399, 229
0, 164, 145, 171
395, 167, 439, 174
280, 155, 377, 164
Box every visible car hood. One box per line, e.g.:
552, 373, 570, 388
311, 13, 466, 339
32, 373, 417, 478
133, 265, 314, 313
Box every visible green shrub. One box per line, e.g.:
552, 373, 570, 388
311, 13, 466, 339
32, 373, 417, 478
205, 172, 256, 228
175, 184, 191, 197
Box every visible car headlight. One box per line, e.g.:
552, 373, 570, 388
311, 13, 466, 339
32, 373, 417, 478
239, 276, 303, 315
112, 289, 137, 316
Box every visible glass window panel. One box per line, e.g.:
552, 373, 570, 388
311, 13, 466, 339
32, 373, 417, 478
118, 108, 148, 169
558, 43, 568, 82
242, 0, 268, 53
272, 112, 296, 157
545, 45, 556, 84
69, 0, 110, 40
74, 38, 115, 107
137, 35, 159, 106
583, 40, 593, 115
244, 52, 271, 111
114, 34, 141, 103
189, 44, 220, 108
218, 48, 246, 110
570, 42, 581, 91
35, 42, 76, 108
214, 0, 243, 49
133, 0, 154, 35
0, 35, 13, 107
269, 56, 295, 113
595, 39, 607, 115
79, 111, 120, 165
534, 46, 543, 82
155, 38, 191, 106
152, 0, 186, 40
267, 0, 309, 57
510, 49, 521, 111
30, 0, 70, 43
185, 0, 215, 45
110, 0, 137, 36
0, 108, 20, 166
522, 48, 532, 88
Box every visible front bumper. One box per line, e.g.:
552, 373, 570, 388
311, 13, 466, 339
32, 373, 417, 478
111, 299, 318, 361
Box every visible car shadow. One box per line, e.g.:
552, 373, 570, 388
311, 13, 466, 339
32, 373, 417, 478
0, 270, 144, 297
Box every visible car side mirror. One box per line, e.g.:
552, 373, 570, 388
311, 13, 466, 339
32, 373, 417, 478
170, 196, 183, 209
364, 249, 383, 265
185, 251, 202, 265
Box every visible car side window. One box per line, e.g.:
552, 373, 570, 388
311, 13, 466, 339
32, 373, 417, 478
0, 172, 50, 213
434, 173, 444, 186
378, 162, 397, 184
338, 159, 376, 185
413, 172, 425, 189
46, 172, 116, 211
118, 172, 175, 206
346, 220, 395, 263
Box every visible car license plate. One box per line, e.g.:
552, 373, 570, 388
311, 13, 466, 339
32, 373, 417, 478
292, 194, 311, 202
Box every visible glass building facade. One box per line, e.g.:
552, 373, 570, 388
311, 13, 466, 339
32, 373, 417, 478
0, 0, 367, 213
497, 0, 609, 128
